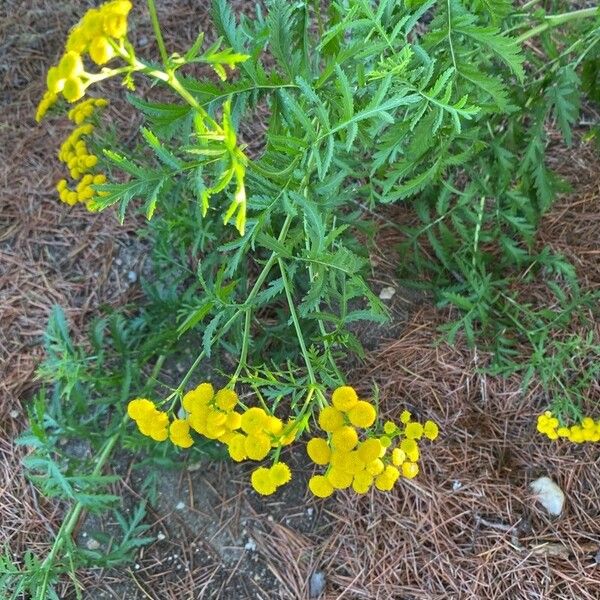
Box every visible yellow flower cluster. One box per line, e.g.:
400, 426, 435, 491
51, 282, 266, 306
307, 386, 439, 498
36, 0, 132, 121
128, 382, 298, 496
537, 411, 600, 443
55, 98, 108, 207
128, 398, 169, 441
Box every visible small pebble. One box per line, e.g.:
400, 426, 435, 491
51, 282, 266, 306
309, 570, 326, 598
307, 507, 314, 517
244, 538, 257, 551
9, 410, 19, 419
530, 476, 565, 517
267, 515, 274, 522
452, 480, 462, 491
115, 258, 123, 266
175, 501, 185, 510
86, 538, 100, 550
379, 286, 396, 300
127, 270, 138, 283
157, 532, 166, 541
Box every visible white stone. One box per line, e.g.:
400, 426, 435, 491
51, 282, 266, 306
530, 476, 565, 516
379, 286, 396, 300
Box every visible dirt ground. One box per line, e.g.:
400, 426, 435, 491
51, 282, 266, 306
2, 1, 600, 599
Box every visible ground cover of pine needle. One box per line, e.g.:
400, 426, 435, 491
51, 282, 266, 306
2, 1, 600, 599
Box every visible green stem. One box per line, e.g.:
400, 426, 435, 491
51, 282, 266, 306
146, 0, 169, 66
278, 258, 317, 386
176, 214, 295, 391
516, 7, 598, 44
36, 354, 166, 600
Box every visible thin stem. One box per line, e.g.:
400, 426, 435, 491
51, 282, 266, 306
446, 0, 457, 71
146, 0, 169, 66
230, 307, 252, 385
175, 214, 295, 392
516, 6, 598, 44
36, 354, 166, 600
278, 258, 318, 386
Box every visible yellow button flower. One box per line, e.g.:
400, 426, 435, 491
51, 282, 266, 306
227, 433, 247, 462
331, 385, 359, 412
402, 462, 419, 479
366, 458, 384, 476
357, 438, 382, 463
352, 470, 373, 494
405, 422, 424, 440
424, 420, 439, 441
251, 467, 276, 495
240, 407, 269, 434
169, 419, 193, 448
269, 463, 291, 486
326, 468, 353, 490
348, 400, 377, 428
331, 426, 358, 452
182, 382, 214, 412
89, 36, 115, 65
391, 448, 406, 466
63, 78, 86, 103
307, 438, 331, 465
400, 438, 419, 462
215, 388, 239, 411
318, 406, 345, 432
244, 432, 271, 460
309, 475, 334, 498
374, 465, 400, 491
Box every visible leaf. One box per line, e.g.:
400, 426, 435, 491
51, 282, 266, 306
455, 21, 524, 81
545, 66, 580, 146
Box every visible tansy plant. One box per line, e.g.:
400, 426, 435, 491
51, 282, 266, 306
35, 0, 599, 498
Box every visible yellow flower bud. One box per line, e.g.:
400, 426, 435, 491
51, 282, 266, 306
63, 77, 86, 103
89, 36, 115, 65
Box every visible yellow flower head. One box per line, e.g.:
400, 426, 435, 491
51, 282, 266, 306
269, 463, 292, 486
227, 433, 247, 462
357, 438, 382, 463
326, 468, 353, 490
400, 438, 420, 462
331, 426, 358, 452
352, 470, 373, 494
383, 420, 396, 435
307, 438, 331, 465
265, 416, 283, 436
374, 465, 400, 491
405, 422, 424, 440
215, 388, 239, 411
402, 462, 419, 479
244, 432, 271, 460
169, 419, 193, 448
400, 410, 412, 424
348, 400, 377, 428
331, 386, 359, 412
251, 467, 276, 495
309, 475, 334, 498
424, 420, 439, 441
183, 382, 214, 412
366, 458, 385, 476
127, 398, 156, 421
225, 411, 242, 431
130, 400, 169, 442
391, 447, 406, 466
240, 407, 269, 435
318, 406, 345, 432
